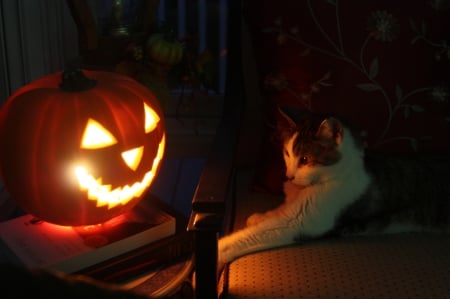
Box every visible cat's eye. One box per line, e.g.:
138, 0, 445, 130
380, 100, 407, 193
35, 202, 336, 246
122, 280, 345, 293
284, 150, 290, 157
300, 156, 308, 164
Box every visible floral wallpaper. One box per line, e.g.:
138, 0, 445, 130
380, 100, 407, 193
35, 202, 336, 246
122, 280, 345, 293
244, 0, 450, 193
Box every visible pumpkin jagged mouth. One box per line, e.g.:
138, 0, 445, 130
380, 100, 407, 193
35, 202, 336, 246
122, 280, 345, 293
74, 136, 165, 209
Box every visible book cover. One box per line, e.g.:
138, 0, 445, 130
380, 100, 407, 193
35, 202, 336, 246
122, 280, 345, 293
77, 230, 194, 283
0, 197, 176, 274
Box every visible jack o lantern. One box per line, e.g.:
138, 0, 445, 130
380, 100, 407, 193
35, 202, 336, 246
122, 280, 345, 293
0, 69, 166, 226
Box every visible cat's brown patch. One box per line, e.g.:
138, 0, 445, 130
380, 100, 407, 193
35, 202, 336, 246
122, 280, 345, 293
285, 116, 342, 167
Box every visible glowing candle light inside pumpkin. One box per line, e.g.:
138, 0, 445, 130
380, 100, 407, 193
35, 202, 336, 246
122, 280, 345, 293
81, 119, 118, 149
74, 135, 165, 209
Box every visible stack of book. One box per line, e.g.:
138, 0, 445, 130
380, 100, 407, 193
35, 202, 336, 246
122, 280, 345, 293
0, 194, 194, 296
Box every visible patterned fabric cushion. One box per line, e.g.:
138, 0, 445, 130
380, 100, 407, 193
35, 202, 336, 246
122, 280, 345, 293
224, 234, 450, 299
243, 0, 450, 193
220, 170, 450, 299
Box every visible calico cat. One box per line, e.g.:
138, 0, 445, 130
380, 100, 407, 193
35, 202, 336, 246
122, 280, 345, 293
218, 108, 450, 266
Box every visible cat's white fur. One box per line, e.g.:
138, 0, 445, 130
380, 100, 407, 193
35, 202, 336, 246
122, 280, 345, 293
218, 119, 371, 265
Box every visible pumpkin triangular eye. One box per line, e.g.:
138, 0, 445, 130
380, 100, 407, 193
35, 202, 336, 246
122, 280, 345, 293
81, 118, 118, 149
144, 102, 160, 133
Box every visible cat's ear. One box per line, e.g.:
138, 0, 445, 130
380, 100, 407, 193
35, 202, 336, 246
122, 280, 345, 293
276, 106, 297, 129
316, 117, 343, 145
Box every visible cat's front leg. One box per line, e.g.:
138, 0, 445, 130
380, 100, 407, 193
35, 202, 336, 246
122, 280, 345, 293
246, 209, 282, 226
246, 181, 301, 226
218, 187, 338, 266
246, 212, 270, 226
218, 216, 300, 266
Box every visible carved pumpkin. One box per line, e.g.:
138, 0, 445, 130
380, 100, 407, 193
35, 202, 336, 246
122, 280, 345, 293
0, 69, 166, 226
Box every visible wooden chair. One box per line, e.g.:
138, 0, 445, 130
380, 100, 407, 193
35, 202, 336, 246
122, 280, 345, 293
190, 2, 450, 299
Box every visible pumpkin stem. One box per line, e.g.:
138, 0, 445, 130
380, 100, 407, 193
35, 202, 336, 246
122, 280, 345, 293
59, 68, 97, 92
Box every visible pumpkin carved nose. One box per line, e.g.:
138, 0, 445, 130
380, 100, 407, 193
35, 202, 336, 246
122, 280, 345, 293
121, 146, 144, 171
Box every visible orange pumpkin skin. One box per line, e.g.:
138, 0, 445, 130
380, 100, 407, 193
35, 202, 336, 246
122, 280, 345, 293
0, 70, 165, 226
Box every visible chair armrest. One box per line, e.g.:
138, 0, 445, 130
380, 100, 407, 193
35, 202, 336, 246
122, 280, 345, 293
187, 2, 243, 297
187, 106, 240, 299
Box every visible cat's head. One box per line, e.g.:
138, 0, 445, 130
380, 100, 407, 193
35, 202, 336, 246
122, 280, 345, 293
276, 107, 362, 187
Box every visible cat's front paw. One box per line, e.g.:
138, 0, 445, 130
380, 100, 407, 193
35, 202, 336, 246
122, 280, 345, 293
246, 212, 266, 226
218, 235, 238, 265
